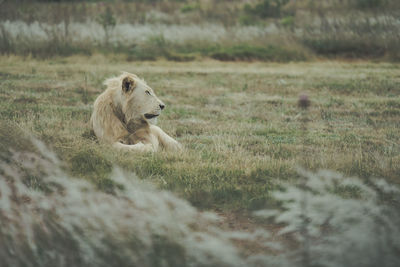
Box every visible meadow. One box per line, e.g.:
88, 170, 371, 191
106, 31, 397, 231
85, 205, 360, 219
1, 55, 400, 266
1, 55, 399, 212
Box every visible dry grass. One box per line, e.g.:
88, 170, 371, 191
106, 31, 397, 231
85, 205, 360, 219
0, 55, 399, 210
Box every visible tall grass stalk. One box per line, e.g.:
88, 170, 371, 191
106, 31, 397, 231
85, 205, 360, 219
255, 169, 400, 267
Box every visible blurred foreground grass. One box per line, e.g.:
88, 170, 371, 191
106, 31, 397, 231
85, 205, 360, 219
0, 55, 399, 210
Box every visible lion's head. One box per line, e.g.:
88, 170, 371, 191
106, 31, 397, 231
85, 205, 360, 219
119, 74, 165, 124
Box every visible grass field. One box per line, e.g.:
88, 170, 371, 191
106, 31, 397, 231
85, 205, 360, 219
1, 55, 399, 213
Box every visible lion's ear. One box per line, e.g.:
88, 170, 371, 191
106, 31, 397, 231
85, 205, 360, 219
122, 77, 136, 93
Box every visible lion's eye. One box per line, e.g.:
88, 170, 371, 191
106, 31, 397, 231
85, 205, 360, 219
145, 90, 151, 96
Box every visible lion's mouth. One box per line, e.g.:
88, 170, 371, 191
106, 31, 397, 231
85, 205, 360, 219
144, 113, 159, 119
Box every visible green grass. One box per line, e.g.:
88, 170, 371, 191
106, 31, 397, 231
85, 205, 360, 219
123, 43, 306, 62
207, 44, 306, 62
0, 56, 399, 211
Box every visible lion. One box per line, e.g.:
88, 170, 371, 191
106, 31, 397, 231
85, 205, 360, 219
90, 72, 181, 152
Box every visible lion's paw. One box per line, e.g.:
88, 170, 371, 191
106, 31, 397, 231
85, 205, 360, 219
167, 141, 183, 152
130, 142, 156, 153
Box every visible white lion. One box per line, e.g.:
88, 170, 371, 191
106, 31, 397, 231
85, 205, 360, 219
90, 72, 181, 152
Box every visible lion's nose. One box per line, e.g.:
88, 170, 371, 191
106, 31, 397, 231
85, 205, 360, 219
159, 104, 165, 110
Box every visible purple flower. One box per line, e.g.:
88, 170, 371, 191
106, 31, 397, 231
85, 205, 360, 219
298, 94, 310, 109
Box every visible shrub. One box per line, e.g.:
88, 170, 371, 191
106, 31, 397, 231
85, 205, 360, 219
354, 0, 387, 8
180, 3, 201, 13
243, 0, 290, 19
238, 14, 259, 26
209, 44, 306, 62
280, 16, 294, 29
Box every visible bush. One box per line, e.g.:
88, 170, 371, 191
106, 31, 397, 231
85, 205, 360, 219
209, 44, 306, 62
238, 14, 259, 26
243, 0, 290, 19
180, 3, 201, 13
354, 0, 387, 8
302, 37, 386, 58
280, 16, 294, 29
